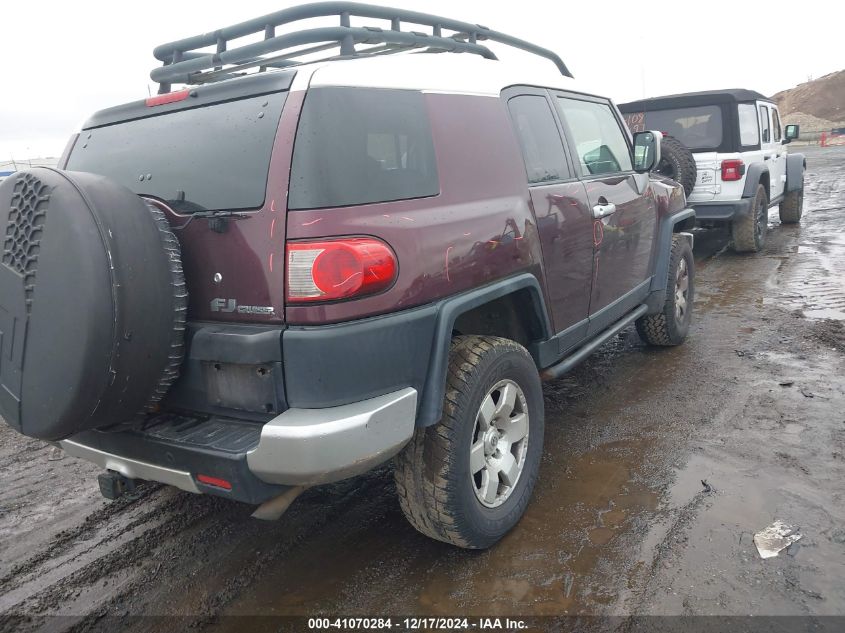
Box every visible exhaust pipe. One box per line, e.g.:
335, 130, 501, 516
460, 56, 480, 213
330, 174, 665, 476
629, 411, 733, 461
251, 485, 307, 521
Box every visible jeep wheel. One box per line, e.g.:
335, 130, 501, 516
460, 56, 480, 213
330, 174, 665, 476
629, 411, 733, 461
779, 187, 804, 224
731, 184, 769, 253
0, 169, 186, 440
394, 336, 544, 549
636, 235, 694, 346
655, 136, 697, 198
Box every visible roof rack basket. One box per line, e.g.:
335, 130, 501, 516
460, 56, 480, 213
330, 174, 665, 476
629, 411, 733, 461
151, 1, 572, 93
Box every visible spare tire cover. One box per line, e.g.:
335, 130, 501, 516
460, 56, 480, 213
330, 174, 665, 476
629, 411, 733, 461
0, 168, 185, 440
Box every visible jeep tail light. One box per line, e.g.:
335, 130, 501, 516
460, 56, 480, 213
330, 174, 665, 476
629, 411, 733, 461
720, 159, 745, 181
286, 238, 397, 303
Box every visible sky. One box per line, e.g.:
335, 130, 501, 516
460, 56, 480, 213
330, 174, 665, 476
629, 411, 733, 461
1, 0, 842, 160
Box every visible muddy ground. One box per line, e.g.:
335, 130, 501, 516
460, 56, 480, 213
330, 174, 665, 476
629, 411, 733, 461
1, 146, 843, 632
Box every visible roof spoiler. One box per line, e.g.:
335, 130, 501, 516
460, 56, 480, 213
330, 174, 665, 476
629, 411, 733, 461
150, 2, 572, 93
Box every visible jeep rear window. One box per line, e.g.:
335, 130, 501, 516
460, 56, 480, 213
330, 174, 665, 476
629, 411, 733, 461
288, 88, 439, 210
66, 92, 287, 212
638, 105, 723, 150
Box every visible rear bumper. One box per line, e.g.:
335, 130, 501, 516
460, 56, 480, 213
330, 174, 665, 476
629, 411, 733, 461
247, 387, 417, 485
60, 387, 417, 504
691, 198, 752, 222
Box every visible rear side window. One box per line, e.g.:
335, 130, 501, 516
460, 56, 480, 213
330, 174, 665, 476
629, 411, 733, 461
506, 95, 570, 183
634, 105, 723, 150
760, 105, 771, 143
556, 98, 633, 175
738, 103, 759, 146
66, 92, 287, 212
288, 88, 439, 210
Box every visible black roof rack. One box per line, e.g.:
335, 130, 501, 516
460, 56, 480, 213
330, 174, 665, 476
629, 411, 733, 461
150, 2, 572, 93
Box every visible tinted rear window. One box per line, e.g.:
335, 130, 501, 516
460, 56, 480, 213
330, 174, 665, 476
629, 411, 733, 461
288, 88, 439, 210
628, 105, 723, 150
66, 92, 286, 212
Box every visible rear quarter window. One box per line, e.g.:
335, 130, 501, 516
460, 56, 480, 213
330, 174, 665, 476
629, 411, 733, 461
738, 103, 760, 146
288, 88, 439, 210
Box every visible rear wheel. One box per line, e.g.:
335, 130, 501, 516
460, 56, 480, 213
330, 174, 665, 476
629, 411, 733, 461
779, 187, 804, 224
394, 336, 544, 549
731, 184, 769, 253
636, 235, 694, 346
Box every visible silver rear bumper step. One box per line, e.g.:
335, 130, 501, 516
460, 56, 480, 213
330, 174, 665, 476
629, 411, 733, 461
60, 439, 201, 493
247, 387, 417, 486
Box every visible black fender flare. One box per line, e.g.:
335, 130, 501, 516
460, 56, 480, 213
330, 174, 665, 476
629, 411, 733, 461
645, 208, 695, 314
417, 273, 552, 427
785, 153, 806, 192
742, 163, 771, 198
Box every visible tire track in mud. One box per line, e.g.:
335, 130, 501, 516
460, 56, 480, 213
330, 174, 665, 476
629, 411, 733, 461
0, 485, 166, 595
769, 152, 845, 320
2, 491, 240, 627
1, 466, 396, 633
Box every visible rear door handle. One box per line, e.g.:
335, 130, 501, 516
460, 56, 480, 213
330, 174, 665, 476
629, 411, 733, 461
592, 202, 616, 219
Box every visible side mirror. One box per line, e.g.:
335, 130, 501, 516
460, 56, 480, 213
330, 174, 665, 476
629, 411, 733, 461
633, 130, 662, 172
784, 124, 799, 143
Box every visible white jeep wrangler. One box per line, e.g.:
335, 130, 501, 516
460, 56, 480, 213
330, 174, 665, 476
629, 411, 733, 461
620, 89, 806, 252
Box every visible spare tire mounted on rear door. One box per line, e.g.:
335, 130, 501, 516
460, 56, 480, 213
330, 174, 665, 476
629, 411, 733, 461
0, 168, 186, 440
655, 135, 697, 198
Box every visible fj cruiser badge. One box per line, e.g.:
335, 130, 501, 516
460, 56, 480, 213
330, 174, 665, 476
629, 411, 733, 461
210, 298, 275, 316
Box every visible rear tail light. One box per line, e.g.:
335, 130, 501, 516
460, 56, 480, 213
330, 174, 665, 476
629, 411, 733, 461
286, 237, 397, 303
720, 159, 745, 181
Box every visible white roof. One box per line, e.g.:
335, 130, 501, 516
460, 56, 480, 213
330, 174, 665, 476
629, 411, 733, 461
291, 52, 591, 97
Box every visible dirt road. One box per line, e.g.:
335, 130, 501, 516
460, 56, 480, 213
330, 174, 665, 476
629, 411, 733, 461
1, 146, 843, 632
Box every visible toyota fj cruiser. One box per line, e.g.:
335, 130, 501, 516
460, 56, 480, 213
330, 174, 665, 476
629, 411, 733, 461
0, 2, 695, 548
620, 90, 806, 253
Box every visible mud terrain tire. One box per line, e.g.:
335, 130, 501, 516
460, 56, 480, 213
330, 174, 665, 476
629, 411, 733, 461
0, 168, 186, 440
636, 235, 694, 346
655, 136, 697, 197
394, 336, 544, 549
779, 187, 804, 224
731, 184, 769, 253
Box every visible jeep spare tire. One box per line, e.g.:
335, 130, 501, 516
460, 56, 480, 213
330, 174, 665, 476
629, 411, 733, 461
655, 136, 697, 198
0, 168, 186, 440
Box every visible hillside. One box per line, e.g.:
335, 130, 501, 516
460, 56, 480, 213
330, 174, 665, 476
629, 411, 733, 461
772, 70, 845, 133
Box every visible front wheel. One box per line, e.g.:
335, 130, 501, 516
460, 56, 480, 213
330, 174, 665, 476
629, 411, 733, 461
636, 235, 694, 346
394, 336, 544, 549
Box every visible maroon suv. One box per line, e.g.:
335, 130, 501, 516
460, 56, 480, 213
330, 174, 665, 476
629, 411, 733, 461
0, 3, 695, 548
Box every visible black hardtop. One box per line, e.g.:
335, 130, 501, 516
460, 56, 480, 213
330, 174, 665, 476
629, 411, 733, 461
619, 89, 773, 113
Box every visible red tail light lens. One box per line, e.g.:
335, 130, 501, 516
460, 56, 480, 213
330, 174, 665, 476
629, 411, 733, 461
286, 238, 397, 303
720, 159, 745, 181
197, 474, 232, 490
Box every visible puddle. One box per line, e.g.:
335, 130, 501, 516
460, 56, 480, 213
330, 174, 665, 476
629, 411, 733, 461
209, 441, 662, 623
768, 204, 845, 321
